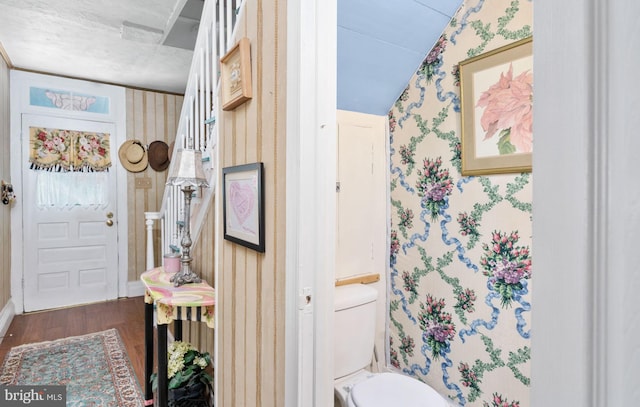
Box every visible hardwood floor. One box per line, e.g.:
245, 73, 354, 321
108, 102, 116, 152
0, 296, 148, 386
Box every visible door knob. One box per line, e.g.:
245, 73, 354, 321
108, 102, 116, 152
106, 219, 114, 227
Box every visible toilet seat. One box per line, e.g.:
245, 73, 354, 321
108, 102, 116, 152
347, 373, 449, 407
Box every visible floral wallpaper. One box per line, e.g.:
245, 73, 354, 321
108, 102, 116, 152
387, 0, 532, 406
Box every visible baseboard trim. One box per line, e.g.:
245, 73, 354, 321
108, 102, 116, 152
127, 280, 145, 298
0, 299, 16, 344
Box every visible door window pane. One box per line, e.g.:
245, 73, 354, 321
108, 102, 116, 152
36, 171, 109, 209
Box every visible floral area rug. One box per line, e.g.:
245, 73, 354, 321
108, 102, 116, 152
0, 328, 144, 406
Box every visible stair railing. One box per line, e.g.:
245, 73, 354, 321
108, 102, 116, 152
146, 0, 244, 269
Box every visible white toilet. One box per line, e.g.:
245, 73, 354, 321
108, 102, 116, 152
334, 284, 452, 407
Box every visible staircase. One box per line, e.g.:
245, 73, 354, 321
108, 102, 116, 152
145, 0, 244, 270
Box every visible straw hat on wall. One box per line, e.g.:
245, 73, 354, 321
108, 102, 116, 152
118, 140, 148, 172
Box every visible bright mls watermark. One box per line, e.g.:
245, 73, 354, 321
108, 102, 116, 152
0, 386, 65, 406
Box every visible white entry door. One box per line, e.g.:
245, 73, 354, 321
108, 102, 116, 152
21, 114, 119, 312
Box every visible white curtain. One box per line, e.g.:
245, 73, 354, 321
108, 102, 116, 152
36, 171, 109, 209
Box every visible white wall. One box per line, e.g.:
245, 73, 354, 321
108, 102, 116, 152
532, 0, 640, 405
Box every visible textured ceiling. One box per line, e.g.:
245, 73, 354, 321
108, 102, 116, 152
0, 0, 462, 113
0, 0, 202, 94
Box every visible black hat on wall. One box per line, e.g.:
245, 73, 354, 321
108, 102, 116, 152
148, 140, 170, 172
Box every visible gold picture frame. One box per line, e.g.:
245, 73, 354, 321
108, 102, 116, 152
459, 37, 533, 176
220, 37, 252, 111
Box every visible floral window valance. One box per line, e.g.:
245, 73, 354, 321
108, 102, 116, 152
29, 127, 111, 172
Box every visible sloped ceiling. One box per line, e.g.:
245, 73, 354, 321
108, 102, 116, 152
338, 0, 462, 115
0, 0, 462, 113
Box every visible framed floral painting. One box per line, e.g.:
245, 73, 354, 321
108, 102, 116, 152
459, 37, 532, 176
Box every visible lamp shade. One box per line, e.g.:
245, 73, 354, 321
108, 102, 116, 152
166, 149, 209, 188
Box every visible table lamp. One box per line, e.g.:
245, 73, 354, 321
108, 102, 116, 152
166, 148, 209, 286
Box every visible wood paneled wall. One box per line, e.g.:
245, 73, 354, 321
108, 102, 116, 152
0, 51, 11, 310
186, 195, 216, 363
125, 89, 183, 281
187, 0, 288, 405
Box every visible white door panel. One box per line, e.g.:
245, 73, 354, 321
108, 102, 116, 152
22, 114, 118, 311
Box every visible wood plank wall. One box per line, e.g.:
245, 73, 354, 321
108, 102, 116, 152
186, 0, 288, 405
0, 52, 11, 310
124, 89, 184, 281
186, 197, 216, 367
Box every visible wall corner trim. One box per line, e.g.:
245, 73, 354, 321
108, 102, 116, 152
126, 280, 145, 298
0, 299, 16, 344
0, 41, 14, 69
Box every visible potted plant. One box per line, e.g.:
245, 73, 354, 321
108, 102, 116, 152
151, 341, 213, 407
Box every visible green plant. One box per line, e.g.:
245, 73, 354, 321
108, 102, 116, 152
151, 341, 212, 391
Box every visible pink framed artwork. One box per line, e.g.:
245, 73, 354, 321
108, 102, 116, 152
459, 37, 533, 176
222, 162, 265, 252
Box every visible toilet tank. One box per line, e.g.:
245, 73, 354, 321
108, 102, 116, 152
334, 284, 378, 379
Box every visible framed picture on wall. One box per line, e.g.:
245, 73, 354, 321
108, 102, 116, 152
220, 37, 252, 111
222, 162, 265, 252
459, 37, 533, 176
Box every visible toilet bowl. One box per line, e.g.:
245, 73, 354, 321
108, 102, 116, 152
344, 372, 450, 407
333, 284, 451, 406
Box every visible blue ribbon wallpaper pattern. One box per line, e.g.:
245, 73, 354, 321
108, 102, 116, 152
387, 0, 533, 406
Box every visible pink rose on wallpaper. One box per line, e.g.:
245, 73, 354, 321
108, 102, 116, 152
476, 64, 533, 154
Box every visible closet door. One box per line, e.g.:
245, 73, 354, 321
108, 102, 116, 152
336, 110, 387, 279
